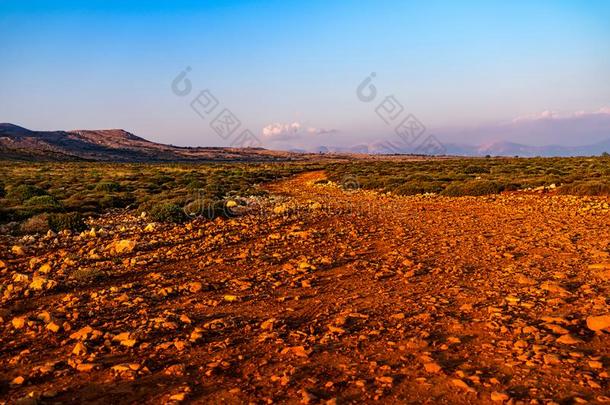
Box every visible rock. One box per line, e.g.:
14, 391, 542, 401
122, 339, 137, 347
46, 322, 61, 333
327, 325, 346, 334
29, 276, 49, 291
11, 245, 25, 255
12, 316, 27, 329
556, 334, 583, 345
451, 379, 474, 393
424, 362, 442, 373
72, 342, 87, 356
37, 311, 52, 323
376, 376, 393, 385
491, 391, 509, 402
107, 239, 137, 254
281, 346, 311, 358
113, 332, 137, 347
586, 314, 610, 331
543, 354, 561, 365
545, 323, 569, 335
76, 363, 95, 372
261, 318, 276, 330
164, 364, 186, 376
38, 263, 52, 273
12, 273, 29, 283
169, 393, 187, 401
540, 282, 569, 295
188, 282, 203, 293
70, 326, 102, 341
11, 376, 25, 386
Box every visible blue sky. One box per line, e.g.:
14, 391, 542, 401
1, 0, 609, 148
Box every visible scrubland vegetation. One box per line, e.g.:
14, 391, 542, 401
0, 161, 317, 232
326, 157, 610, 197
1, 156, 609, 233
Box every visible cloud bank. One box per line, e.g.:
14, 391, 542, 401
261, 122, 338, 142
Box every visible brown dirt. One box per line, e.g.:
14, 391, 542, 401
1, 171, 610, 404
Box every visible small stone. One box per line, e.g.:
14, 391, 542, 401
11, 376, 25, 385
491, 391, 509, 402
76, 363, 95, 372
12, 316, 27, 329
169, 393, 186, 401
451, 379, 474, 392
108, 239, 137, 254
38, 263, 52, 273
556, 334, 583, 345
121, 339, 137, 348
586, 315, 610, 331
72, 342, 87, 356
11, 245, 25, 255
281, 346, 310, 358
543, 354, 561, 365
261, 318, 276, 330
424, 362, 442, 373
29, 276, 48, 291
46, 322, 61, 333
188, 282, 203, 293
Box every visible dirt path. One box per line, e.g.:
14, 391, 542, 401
1, 171, 610, 404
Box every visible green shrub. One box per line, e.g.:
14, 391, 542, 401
394, 182, 443, 195
24, 195, 61, 209
559, 181, 610, 196
8, 184, 47, 201
95, 181, 122, 192
464, 165, 489, 174
182, 199, 228, 219
149, 202, 186, 223
48, 212, 86, 232
442, 180, 504, 196
20, 214, 50, 234
99, 194, 134, 209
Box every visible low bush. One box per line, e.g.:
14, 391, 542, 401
48, 212, 86, 232
149, 202, 187, 223
24, 195, 61, 209
95, 181, 122, 192
20, 213, 50, 234
441, 180, 504, 196
559, 181, 610, 196
8, 184, 47, 201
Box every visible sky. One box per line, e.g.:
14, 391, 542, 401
1, 0, 609, 150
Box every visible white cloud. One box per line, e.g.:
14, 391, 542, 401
512, 107, 610, 123
261, 121, 338, 141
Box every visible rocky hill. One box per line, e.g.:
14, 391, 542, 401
0, 123, 303, 162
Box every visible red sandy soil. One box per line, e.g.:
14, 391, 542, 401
1, 171, 610, 404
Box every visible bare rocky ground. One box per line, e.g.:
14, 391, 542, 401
1, 171, 610, 404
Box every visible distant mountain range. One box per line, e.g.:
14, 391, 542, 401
301, 138, 610, 157
0, 123, 301, 162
